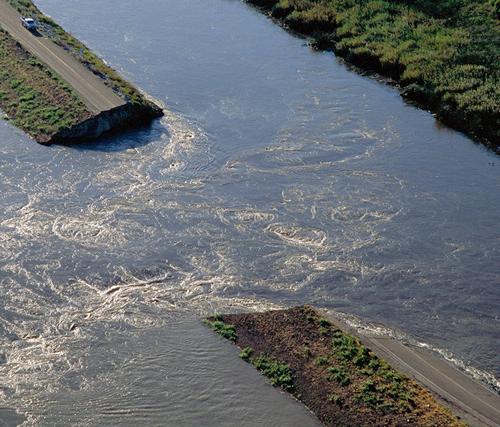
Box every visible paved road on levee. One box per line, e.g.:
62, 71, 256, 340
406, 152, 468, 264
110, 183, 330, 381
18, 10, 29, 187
0, 0, 124, 113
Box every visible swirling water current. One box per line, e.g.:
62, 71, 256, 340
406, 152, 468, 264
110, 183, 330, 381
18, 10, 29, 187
0, 0, 499, 424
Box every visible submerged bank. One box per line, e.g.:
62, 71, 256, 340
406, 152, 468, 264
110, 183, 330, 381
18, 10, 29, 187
206, 306, 464, 426
245, 0, 500, 149
0, 0, 163, 144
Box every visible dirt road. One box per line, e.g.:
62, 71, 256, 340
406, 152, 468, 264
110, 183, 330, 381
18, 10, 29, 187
0, 0, 124, 113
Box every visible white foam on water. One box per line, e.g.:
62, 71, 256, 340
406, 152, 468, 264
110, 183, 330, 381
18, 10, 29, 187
266, 223, 328, 249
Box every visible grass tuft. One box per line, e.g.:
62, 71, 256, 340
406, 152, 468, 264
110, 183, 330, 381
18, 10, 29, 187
239, 346, 254, 361
251, 354, 295, 392
203, 319, 238, 342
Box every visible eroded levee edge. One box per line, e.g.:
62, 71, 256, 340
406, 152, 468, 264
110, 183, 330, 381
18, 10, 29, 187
42, 101, 164, 145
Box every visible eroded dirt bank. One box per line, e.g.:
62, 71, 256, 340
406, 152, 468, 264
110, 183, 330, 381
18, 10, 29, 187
45, 101, 163, 145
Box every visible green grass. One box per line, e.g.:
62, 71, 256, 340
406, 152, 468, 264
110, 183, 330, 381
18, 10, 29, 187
327, 393, 343, 405
239, 346, 254, 361
318, 317, 331, 327
327, 366, 351, 386
251, 354, 295, 391
203, 319, 238, 342
8, 0, 149, 106
0, 28, 90, 140
324, 327, 416, 413
248, 0, 500, 145
315, 354, 329, 366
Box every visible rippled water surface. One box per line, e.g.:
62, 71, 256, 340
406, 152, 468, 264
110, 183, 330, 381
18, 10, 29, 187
1, 0, 499, 424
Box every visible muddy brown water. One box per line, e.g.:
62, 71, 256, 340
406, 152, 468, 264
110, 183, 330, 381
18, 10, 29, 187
0, 0, 499, 424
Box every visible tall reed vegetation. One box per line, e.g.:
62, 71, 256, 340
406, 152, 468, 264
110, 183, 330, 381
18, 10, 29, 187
249, 0, 499, 145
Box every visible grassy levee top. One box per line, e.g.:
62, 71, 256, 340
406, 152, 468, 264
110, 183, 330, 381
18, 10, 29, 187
0, 28, 91, 140
248, 0, 499, 147
0, 0, 162, 143
8, 0, 149, 106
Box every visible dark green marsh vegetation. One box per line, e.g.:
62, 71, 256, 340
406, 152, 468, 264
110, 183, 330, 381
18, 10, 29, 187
0, 28, 90, 141
247, 0, 500, 146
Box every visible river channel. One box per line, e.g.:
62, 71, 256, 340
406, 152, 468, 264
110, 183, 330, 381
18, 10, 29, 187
0, 0, 499, 424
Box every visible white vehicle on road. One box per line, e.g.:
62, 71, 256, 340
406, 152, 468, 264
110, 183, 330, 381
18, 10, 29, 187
20, 17, 37, 31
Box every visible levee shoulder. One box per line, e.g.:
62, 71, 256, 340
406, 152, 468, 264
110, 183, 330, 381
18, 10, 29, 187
0, 0, 163, 144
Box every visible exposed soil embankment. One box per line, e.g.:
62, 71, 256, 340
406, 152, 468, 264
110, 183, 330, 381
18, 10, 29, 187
44, 101, 163, 145
206, 306, 464, 427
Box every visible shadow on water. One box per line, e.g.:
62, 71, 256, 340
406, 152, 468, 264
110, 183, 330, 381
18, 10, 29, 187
54, 117, 167, 153
0, 408, 25, 427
